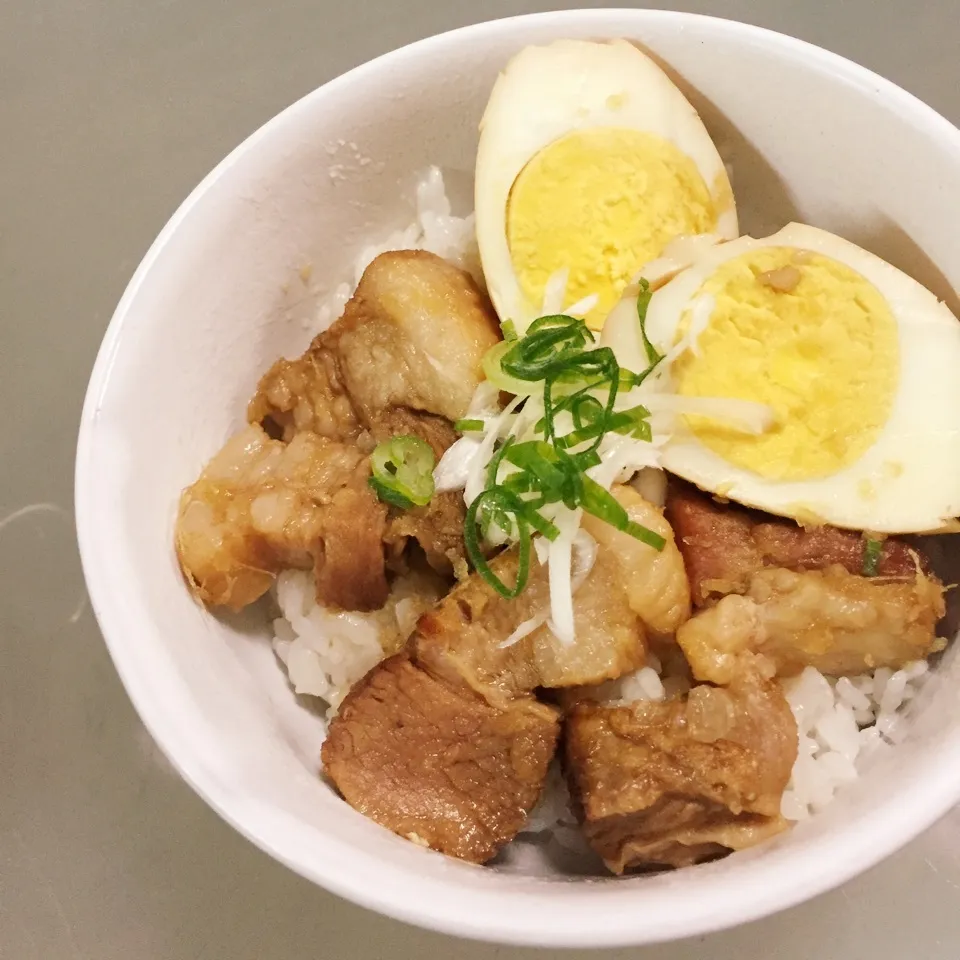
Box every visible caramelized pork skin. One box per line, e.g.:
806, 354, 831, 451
677, 564, 944, 681
666, 481, 925, 608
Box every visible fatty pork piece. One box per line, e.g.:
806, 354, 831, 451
565, 667, 797, 873
677, 565, 945, 682
414, 549, 646, 706
665, 482, 944, 678
249, 250, 501, 442
580, 485, 691, 638
666, 480, 925, 607
175, 424, 387, 611
321, 653, 560, 863
414, 487, 689, 704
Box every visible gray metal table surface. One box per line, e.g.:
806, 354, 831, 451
3, 1, 960, 957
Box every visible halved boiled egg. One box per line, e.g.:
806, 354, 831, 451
475, 39, 737, 334
604, 223, 960, 533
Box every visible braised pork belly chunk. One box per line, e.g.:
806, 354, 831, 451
414, 548, 647, 702
677, 565, 944, 681
247, 326, 361, 445
175, 424, 388, 611
321, 653, 559, 863
328, 250, 501, 425
249, 250, 500, 442
564, 667, 797, 873
666, 481, 944, 678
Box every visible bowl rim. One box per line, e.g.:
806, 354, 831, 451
75, 7, 960, 948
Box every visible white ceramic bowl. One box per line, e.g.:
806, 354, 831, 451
76, 9, 960, 948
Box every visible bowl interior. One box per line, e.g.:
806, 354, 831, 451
76, 9, 960, 948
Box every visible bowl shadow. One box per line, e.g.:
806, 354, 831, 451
634, 41, 801, 237
844, 216, 960, 316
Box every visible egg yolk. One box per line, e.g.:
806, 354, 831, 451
506, 127, 717, 329
673, 247, 899, 480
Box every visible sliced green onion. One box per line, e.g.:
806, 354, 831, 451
500, 472, 540, 495
503, 441, 568, 493
863, 537, 883, 576
544, 348, 619, 451
464, 488, 531, 598
463, 297, 669, 602
368, 435, 435, 509
486, 436, 515, 489
624, 519, 668, 550
636, 278, 662, 367
501, 319, 519, 341
454, 418, 485, 433
517, 502, 561, 541
482, 341, 538, 396
501, 315, 594, 382
570, 394, 606, 430
556, 405, 651, 449
579, 475, 666, 550
367, 476, 415, 510
611, 404, 652, 440
571, 449, 603, 471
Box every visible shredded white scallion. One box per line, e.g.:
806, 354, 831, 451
642, 394, 776, 435
499, 529, 598, 649
465, 380, 503, 417
462, 393, 525, 506
652, 294, 715, 376
433, 382, 504, 493
625, 234, 723, 291
433, 435, 483, 493
498, 615, 546, 650
566, 292, 599, 316
532, 535, 551, 566
587, 433, 664, 490
547, 507, 583, 645
542, 268, 570, 315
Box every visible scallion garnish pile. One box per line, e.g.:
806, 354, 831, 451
463, 294, 666, 598
368, 279, 669, 638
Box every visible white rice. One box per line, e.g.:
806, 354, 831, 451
272, 569, 440, 717
521, 762, 579, 836
317, 166, 481, 328
780, 661, 930, 820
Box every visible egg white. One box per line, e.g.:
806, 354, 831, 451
475, 38, 737, 334
604, 223, 960, 533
